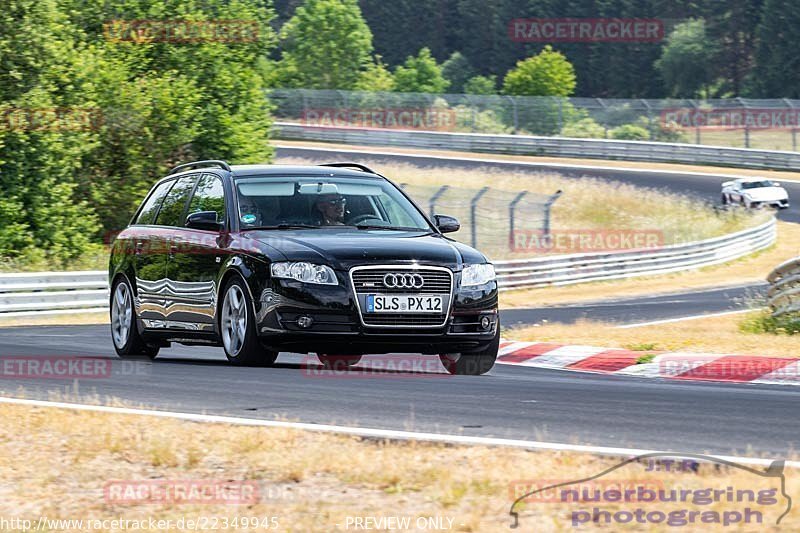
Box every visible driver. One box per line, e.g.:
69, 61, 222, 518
314, 193, 346, 225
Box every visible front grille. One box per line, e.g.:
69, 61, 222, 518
362, 313, 447, 327
352, 269, 451, 294
350, 266, 453, 328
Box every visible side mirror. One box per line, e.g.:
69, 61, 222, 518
433, 214, 460, 234
186, 211, 222, 231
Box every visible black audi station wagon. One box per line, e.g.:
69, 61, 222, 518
109, 161, 499, 375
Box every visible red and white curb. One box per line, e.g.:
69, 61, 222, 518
498, 341, 800, 386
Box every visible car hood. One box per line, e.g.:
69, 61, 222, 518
743, 187, 788, 201
243, 229, 487, 270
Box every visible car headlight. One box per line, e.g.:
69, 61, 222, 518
271, 262, 338, 285
461, 263, 496, 287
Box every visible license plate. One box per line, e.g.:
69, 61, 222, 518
365, 294, 443, 313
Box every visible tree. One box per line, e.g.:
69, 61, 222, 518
393, 47, 450, 93
502, 46, 576, 97
355, 56, 395, 91
750, 0, 800, 97
655, 19, 717, 97
0, 0, 100, 266
464, 75, 497, 95
274, 0, 374, 89
441, 52, 476, 93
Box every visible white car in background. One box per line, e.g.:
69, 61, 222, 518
721, 178, 789, 209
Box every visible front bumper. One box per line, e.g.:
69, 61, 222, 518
253, 272, 498, 355
748, 199, 789, 209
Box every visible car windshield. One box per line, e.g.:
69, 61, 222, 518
234, 175, 431, 230
742, 180, 775, 189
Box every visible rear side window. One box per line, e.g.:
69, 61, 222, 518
134, 180, 174, 225
155, 174, 198, 227
188, 174, 226, 224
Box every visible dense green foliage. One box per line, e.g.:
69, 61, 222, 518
271, 0, 374, 89
502, 46, 576, 97
393, 48, 450, 94
297, 0, 787, 98
0, 0, 276, 268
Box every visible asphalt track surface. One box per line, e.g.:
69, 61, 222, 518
0, 324, 798, 458
275, 145, 800, 223
502, 282, 767, 327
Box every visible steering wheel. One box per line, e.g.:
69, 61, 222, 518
347, 214, 382, 226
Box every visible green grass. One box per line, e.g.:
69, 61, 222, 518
739, 309, 800, 335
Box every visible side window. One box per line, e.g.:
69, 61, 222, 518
155, 174, 198, 227
188, 174, 225, 224
135, 180, 175, 225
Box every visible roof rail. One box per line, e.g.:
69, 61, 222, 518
320, 162, 377, 174
168, 160, 232, 175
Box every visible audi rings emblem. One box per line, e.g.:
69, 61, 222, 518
383, 273, 425, 289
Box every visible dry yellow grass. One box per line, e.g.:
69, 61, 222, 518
275, 139, 800, 181
506, 311, 800, 358
501, 220, 800, 308
0, 402, 795, 532
0, 311, 108, 328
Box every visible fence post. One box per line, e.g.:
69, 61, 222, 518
505, 95, 518, 134
429, 185, 449, 217
641, 99, 654, 140
784, 98, 796, 151
543, 190, 563, 240
469, 187, 490, 248
508, 191, 528, 251
557, 97, 564, 133
738, 97, 750, 148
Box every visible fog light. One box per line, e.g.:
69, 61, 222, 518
480, 316, 492, 330
297, 315, 314, 329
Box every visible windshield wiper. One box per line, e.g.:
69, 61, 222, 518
355, 224, 428, 231
244, 223, 320, 230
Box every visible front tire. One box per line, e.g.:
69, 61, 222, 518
220, 277, 278, 366
440, 330, 499, 376
110, 277, 159, 359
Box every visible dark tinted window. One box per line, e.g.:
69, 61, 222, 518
134, 179, 174, 225
188, 174, 225, 224
155, 175, 197, 227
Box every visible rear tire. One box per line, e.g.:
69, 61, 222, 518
220, 276, 278, 367
721, 193, 729, 206
317, 354, 362, 370
110, 276, 159, 359
440, 330, 499, 376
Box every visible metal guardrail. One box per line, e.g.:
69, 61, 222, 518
495, 217, 776, 290
0, 218, 776, 315
269, 89, 800, 151
0, 271, 108, 316
767, 257, 800, 319
274, 122, 800, 171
